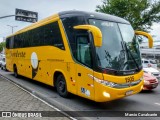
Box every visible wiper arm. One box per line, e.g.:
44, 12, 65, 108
123, 42, 140, 71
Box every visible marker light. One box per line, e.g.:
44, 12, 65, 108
94, 78, 117, 88
103, 92, 110, 98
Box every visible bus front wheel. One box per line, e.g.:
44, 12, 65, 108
56, 74, 69, 98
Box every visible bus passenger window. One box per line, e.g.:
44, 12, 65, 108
76, 36, 92, 67
6, 38, 10, 49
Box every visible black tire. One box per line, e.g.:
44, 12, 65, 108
5, 66, 8, 71
56, 74, 69, 97
14, 66, 18, 78
4, 65, 7, 71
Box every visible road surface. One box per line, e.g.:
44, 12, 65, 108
0, 69, 160, 120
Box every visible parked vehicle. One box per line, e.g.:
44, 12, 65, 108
1, 55, 6, 70
143, 72, 158, 90
143, 67, 160, 80
0, 54, 5, 67
0, 57, 2, 67
142, 59, 157, 69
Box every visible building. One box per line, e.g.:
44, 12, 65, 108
140, 41, 160, 60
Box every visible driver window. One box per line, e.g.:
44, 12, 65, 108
76, 36, 92, 67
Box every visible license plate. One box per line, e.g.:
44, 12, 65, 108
125, 90, 133, 96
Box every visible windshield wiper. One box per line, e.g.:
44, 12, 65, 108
123, 42, 140, 71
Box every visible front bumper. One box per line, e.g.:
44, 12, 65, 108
143, 83, 158, 90
94, 80, 144, 102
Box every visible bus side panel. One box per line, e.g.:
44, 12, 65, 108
6, 49, 13, 72
20, 59, 32, 79
55, 19, 77, 95
65, 62, 77, 94
18, 58, 27, 77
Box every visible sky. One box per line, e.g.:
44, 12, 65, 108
0, 0, 160, 42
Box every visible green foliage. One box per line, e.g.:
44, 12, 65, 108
0, 42, 5, 52
96, 0, 160, 31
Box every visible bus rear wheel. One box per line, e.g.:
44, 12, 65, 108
14, 66, 18, 78
56, 74, 69, 98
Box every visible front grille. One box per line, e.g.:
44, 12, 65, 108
112, 80, 142, 89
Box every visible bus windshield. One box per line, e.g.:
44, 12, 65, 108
89, 19, 141, 71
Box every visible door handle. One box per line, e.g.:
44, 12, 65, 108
78, 73, 81, 76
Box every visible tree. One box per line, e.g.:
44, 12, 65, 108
96, 0, 160, 32
0, 42, 5, 52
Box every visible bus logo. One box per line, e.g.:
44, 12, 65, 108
31, 52, 38, 69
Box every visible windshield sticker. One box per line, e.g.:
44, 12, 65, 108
101, 22, 113, 27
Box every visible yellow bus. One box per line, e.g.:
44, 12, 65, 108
6, 11, 153, 102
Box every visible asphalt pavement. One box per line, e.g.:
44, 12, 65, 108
0, 69, 160, 120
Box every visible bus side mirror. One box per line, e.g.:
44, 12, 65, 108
135, 31, 153, 48
74, 25, 102, 47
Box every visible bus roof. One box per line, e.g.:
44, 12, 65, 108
59, 10, 130, 24
7, 10, 130, 38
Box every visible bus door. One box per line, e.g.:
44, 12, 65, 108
75, 34, 95, 100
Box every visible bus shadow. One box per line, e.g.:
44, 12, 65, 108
140, 90, 155, 94
10, 74, 57, 93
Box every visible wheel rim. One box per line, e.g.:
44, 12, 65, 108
58, 79, 65, 93
56, 75, 68, 97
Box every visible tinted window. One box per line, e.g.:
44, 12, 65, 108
44, 22, 64, 49
62, 16, 86, 57
23, 32, 30, 47
6, 38, 10, 48
76, 35, 92, 67
8, 21, 64, 50
144, 61, 148, 63
10, 37, 14, 49
6, 37, 14, 49
89, 19, 123, 69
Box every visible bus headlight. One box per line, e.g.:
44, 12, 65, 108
103, 92, 110, 98
94, 78, 117, 87
94, 77, 143, 88
144, 80, 150, 85
89, 74, 142, 88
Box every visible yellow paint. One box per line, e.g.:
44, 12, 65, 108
74, 25, 102, 47
135, 31, 153, 48
93, 71, 144, 102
